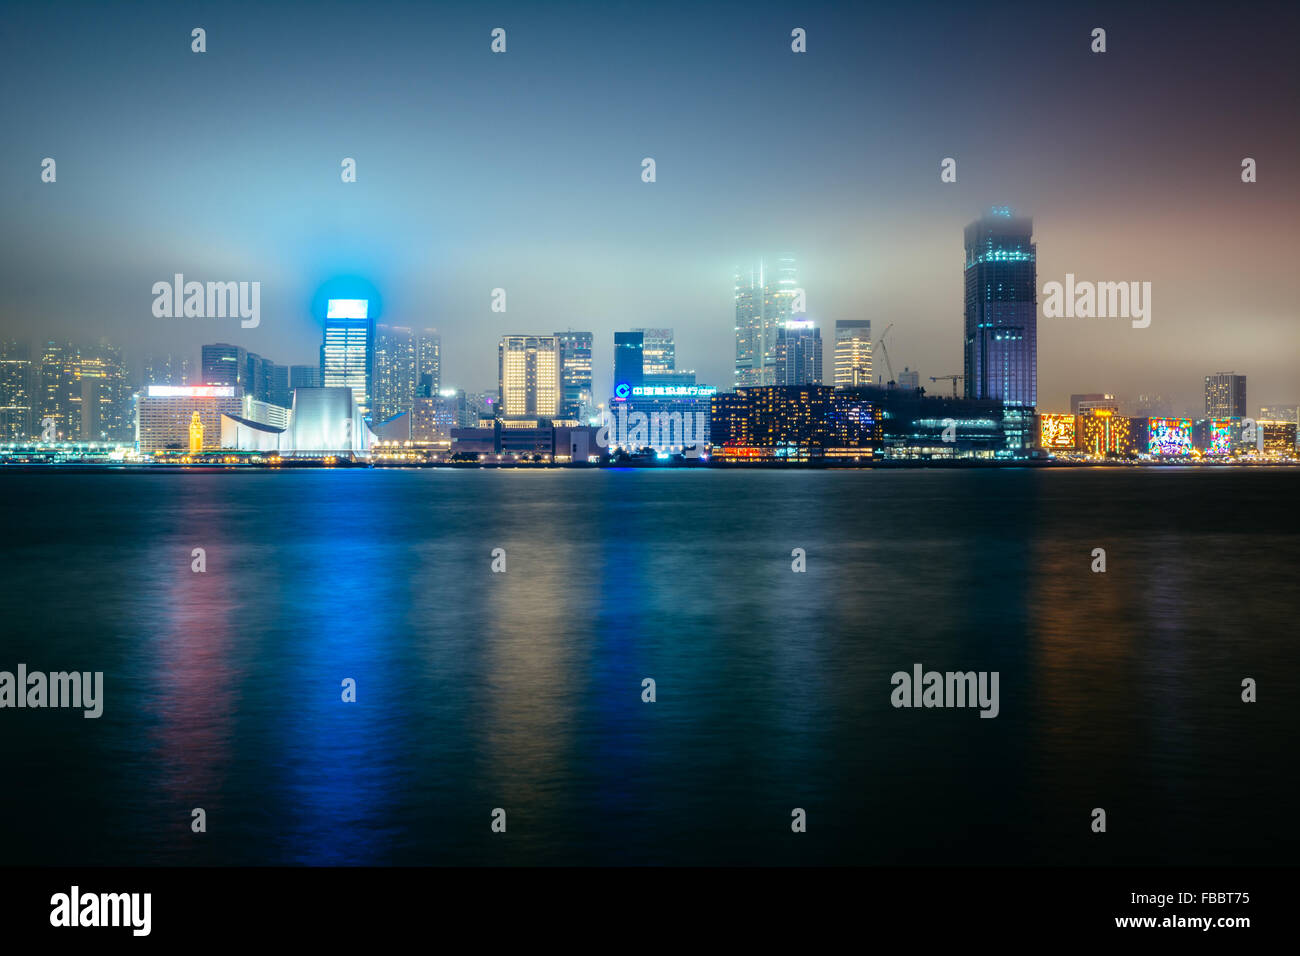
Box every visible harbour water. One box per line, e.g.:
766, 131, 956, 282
1, 468, 1297, 865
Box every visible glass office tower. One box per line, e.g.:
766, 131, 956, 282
775, 322, 823, 385
555, 330, 593, 421
613, 331, 645, 390
735, 256, 797, 387
963, 209, 1037, 407
321, 299, 374, 417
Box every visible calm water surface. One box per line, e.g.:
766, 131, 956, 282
1, 468, 1297, 865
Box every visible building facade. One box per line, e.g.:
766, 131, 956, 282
136, 385, 243, 452
735, 256, 798, 387
0, 341, 35, 439
143, 352, 193, 388
855, 386, 1031, 459
1205, 372, 1247, 418
411, 392, 459, 446
963, 208, 1037, 408
774, 322, 822, 386
320, 299, 374, 417
38, 342, 80, 441
498, 334, 560, 420
833, 320, 872, 388
374, 324, 417, 423
555, 330, 593, 421
710, 385, 881, 460
416, 329, 441, 397
613, 331, 644, 391
1070, 392, 1119, 415
201, 343, 246, 387
1077, 410, 1139, 457
604, 385, 716, 454
633, 328, 675, 378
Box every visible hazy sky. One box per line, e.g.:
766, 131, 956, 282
2, 0, 1297, 413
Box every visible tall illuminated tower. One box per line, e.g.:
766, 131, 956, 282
735, 256, 797, 387
374, 324, 417, 422
833, 320, 872, 387
0, 341, 35, 439
321, 299, 374, 416
39, 341, 79, 441
1204, 372, 1247, 418
963, 209, 1037, 407
417, 329, 441, 397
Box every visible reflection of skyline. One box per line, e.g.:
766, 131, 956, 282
268, 483, 404, 865
479, 520, 578, 848
1025, 479, 1292, 863
5, 468, 1296, 865
147, 487, 240, 856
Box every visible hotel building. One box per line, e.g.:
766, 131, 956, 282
498, 334, 561, 420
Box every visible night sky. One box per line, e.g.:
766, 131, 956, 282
2, 0, 1297, 412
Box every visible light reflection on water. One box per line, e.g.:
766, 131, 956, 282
0, 468, 1296, 865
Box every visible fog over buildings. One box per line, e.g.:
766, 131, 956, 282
1, 2, 1296, 414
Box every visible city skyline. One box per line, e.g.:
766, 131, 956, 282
2, 2, 1297, 414
3, 287, 1298, 445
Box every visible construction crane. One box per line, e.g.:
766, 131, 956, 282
929, 374, 964, 397
878, 323, 897, 386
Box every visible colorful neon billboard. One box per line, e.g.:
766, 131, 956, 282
1079, 412, 1135, 456
1207, 419, 1234, 456
1039, 413, 1076, 449
630, 385, 717, 398
1148, 418, 1192, 457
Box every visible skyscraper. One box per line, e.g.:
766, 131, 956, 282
143, 352, 193, 387
201, 343, 247, 387
321, 299, 374, 416
72, 343, 132, 441
269, 363, 291, 408
0, 341, 35, 439
833, 320, 872, 388
289, 365, 321, 390
374, 324, 417, 422
417, 329, 441, 398
245, 352, 273, 404
498, 334, 560, 420
775, 321, 823, 385
614, 331, 645, 390
634, 328, 675, 377
1205, 372, 1247, 418
555, 330, 593, 421
963, 209, 1037, 407
735, 256, 797, 387
39, 341, 79, 440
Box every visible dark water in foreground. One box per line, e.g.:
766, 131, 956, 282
0, 468, 1297, 866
